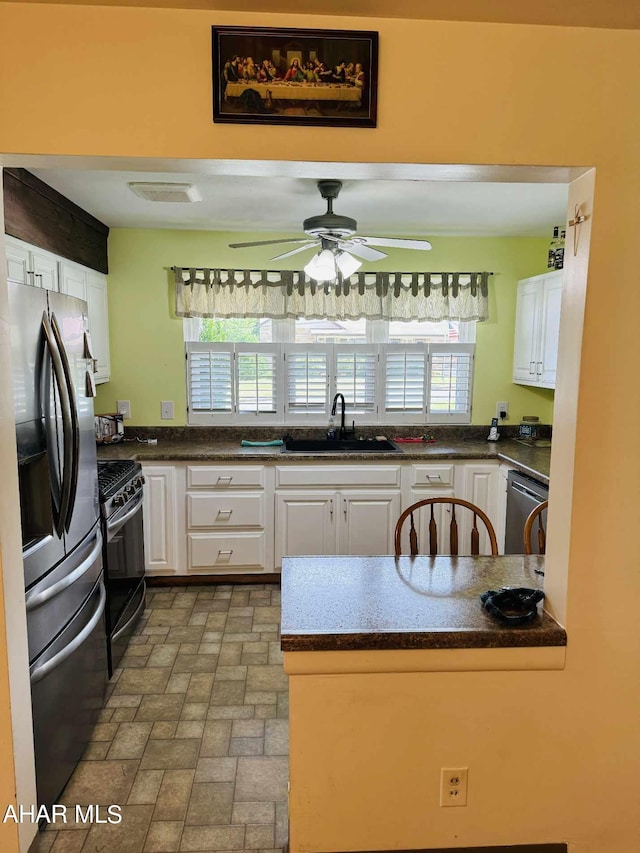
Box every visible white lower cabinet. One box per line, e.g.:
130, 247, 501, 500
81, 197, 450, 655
141, 460, 505, 575
184, 464, 271, 575
143, 465, 180, 574
275, 493, 336, 565
459, 463, 500, 554
274, 489, 401, 567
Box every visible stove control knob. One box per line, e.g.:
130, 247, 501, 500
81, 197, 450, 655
134, 477, 144, 489
113, 493, 127, 507
125, 484, 136, 497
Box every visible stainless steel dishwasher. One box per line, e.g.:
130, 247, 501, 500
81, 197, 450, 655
504, 470, 549, 554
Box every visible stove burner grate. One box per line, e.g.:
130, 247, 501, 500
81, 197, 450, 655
97, 460, 141, 500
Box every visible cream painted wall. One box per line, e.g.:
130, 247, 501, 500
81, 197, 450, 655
95, 229, 554, 426
1, 4, 640, 852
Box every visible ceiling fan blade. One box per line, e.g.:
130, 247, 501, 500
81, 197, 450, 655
338, 241, 387, 261
270, 242, 318, 261
356, 237, 433, 251
228, 238, 309, 249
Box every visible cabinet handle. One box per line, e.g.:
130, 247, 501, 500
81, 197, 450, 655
35, 273, 43, 287
329, 498, 334, 516
343, 498, 347, 518
426, 474, 441, 481
217, 549, 233, 556
536, 361, 542, 375
217, 509, 233, 516
216, 476, 233, 483
27, 270, 35, 286
529, 361, 535, 374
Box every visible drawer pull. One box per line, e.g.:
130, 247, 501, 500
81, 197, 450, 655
216, 475, 233, 483
426, 474, 442, 481
217, 549, 234, 556
217, 509, 233, 516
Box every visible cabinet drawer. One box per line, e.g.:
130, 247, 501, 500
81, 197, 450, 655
410, 465, 455, 488
187, 466, 265, 489
187, 533, 265, 570
276, 465, 400, 488
187, 493, 264, 529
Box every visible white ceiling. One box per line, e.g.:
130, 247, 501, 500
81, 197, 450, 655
30, 168, 569, 238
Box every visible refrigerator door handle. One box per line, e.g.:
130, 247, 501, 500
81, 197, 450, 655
30, 582, 106, 686
51, 312, 80, 532
41, 311, 74, 535
25, 530, 102, 612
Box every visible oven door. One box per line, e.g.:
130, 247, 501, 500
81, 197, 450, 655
103, 491, 145, 634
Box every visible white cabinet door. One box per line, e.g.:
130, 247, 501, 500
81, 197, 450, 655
143, 465, 179, 574
5, 236, 58, 290
5, 236, 32, 284
537, 274, 563, 386
495, 464, 511, 554
31, 248, 58, 291
59, 260, 87, 300
512, 278, 540, 383
338, 490, 401, 556
512, 271, 562, 388
86, 270, 111, 384
275, 492, 336, 568
461, 463, 500, 555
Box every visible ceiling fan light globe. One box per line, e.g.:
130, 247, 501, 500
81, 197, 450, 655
304, 249, 337, 282
335, 251, 362, 278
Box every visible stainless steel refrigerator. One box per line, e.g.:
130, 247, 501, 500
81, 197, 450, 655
9, 281, 108, 812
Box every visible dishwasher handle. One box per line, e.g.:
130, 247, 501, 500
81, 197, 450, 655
511, 481, 547, 503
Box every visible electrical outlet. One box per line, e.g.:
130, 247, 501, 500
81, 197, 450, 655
440, 767, 468, 807
117, 400, 131, 419
161, 401, 174, 420
496, 400, 509, 420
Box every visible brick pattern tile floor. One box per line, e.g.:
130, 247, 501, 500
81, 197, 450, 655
35, 583, 288, 853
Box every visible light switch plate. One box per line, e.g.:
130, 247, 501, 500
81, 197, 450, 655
117, 400, 131, 419
161, 400, 174, 420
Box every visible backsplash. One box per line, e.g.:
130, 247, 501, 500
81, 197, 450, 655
124, 423, 551, 443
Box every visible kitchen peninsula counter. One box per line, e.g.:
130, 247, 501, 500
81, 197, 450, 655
97, 437, 551, 481
280, 554, 565, 653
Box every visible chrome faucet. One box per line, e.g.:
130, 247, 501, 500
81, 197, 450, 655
331, 393, 355, 439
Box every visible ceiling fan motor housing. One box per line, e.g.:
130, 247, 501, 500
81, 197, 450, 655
303, 213, 357, 238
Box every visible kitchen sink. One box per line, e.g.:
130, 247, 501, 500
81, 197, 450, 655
282, 437, 401, 453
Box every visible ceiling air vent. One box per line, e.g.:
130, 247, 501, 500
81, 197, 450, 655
127, 182, 202, 203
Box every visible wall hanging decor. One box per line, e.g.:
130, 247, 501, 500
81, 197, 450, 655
211, 26, 378, 128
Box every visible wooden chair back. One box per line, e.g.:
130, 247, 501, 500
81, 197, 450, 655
394, 497, 499, 557
523, 500, 548, 555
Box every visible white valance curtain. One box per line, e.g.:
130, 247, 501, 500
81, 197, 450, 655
173, 268, 490, 322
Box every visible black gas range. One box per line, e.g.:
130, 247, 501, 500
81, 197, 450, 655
97, 460, 146, 675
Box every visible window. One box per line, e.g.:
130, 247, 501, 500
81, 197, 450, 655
186, 338, 474, 426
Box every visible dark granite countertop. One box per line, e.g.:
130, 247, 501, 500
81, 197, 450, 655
280, 554, 565, 651
96, 438, 550, 481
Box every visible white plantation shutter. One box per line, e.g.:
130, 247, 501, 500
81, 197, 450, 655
187, 340, 474, 425
285, 346, 329, 417
186, 343, 234, 423
427, 344, 474, 423
382, 345, 427, 420
334, 346, 377, 416
235, 345, 279, 419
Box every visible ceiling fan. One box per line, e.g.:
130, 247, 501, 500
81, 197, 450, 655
228, 179, 432, 282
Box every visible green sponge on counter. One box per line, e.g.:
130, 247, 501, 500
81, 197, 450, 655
240, 439, 284, 447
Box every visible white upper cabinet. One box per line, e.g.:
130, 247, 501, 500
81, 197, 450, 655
513, 270, 562, 389
85, 271, 111, 384
5, 235, 58, 291
5, 236, 111, 384
59, 259, 88, 300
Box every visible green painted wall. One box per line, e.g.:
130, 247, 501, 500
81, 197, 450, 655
95, 229, 555, 427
